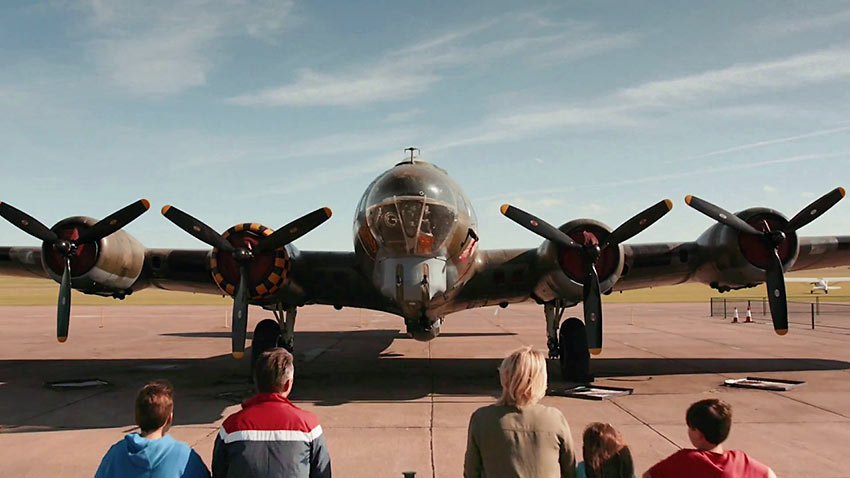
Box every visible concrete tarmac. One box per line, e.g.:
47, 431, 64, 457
1, 302, 849, 477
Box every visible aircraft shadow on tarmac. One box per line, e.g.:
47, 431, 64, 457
2, 328, 849, 432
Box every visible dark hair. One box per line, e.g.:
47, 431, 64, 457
583, 423, 634, 478
254, 348, 295, 393
134, 380, 173, 433
686, 398, 732, 445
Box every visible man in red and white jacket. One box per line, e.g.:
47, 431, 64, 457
213, 348, 331, 478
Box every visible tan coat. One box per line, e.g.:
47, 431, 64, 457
464, 403, 577, 478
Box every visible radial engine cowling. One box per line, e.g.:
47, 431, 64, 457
210, 223, 291, 300
694, 207, 800, 291
41, 216, 146, 296
534, 219, 624, 302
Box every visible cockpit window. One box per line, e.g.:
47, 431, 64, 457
364, 164, 459, 255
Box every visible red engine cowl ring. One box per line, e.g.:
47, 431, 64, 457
557, 225, 619, 283
42, 222, 99, 278
209, 223, 290, 299
737, 213, 796, 270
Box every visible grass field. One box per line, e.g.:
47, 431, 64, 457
0, 267, 848, 306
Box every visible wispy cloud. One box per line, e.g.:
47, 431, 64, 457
228, 68, 439, 107
436, 47, 850, 151
170, 126, 419, 170
84, 0, 295, 96
755, 7, 850, 37
617, 49, 850, 107
228, 15, 636, 107
237, 151, 400, 199
384, 108, 424, 124
476, 152, 848, 202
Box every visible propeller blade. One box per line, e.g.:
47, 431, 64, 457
583, 263, 603, 355
161, 205, 234, 253
231, 265, 249, 359
765, 248, 789, 335
784, 187, 845, 232
57, 257, 71, 342
685, 196, 763, 236
77, 199, 151, 243
0, 202, 58, 243
500, 204, 580, 250
256, 207, 333, 254
604, 199, 673, 248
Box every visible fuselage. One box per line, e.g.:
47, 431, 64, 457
351, 160, 480, 338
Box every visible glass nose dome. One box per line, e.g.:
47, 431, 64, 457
364, 163, 459, 255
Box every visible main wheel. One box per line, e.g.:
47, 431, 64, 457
559, 317, 592, 383
251, 319, 282, 375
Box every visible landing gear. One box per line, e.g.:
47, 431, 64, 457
544, 301, 567, 359
272, 303, 297, 353
559, 317, 592, 383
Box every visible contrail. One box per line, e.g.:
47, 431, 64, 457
674, 124, 850, 162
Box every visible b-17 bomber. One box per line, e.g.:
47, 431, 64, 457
1, 149, 848, 381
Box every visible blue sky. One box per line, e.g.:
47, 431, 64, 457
1, 1, 849, 251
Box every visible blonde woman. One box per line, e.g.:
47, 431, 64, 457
464, 346, 577, 478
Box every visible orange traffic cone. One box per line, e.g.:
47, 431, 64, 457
745, 305, 753, 323
732, 307, 739, 323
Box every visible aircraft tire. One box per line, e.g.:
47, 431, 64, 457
251, 319, 282, 375
559, 317, 592, 383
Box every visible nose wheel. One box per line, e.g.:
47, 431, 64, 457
545, 302, 593, 382
559, 317, 593, 383
250, 304, 297, 374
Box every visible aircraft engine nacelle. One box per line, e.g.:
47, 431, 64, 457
210, 223, 292, 300
534, 218, 624, 302
693, 207, 800, 291
41, 216, 145, 296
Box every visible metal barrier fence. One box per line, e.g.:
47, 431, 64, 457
710, 296, 850, 330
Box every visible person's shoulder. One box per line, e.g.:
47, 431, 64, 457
469, 403, 507, 420
288, 402, 321, 430
726, 450, 772, 473
529, 403, 569, 424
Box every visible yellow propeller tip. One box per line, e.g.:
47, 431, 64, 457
684, 195, 693, 205
232, 352, 244, 359
500, 204, 510, 215
775, 329, 788, 336
161, 205, 172, 215
57, 336, 68, 343
838, 187, 846, 198
589, 348, 602, 355
664, 199, 673, 210
323, 207, 333, 218
140, 199, 151, 210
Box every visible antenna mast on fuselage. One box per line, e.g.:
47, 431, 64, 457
403, 147, 420, 164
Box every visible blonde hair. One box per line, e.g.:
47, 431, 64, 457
498, 346, 548, 408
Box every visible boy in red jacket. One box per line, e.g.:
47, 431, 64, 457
644, 399, 776, 478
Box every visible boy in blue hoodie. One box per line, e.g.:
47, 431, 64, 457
95, 380, 210, 478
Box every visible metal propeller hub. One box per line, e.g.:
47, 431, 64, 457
766, 230, 786, 248
583, 243, 601, 263
233, 247, 254, 263
54, 239, 74, 255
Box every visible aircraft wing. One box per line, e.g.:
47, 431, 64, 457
615, 236, 850, 293
144, 248, 396, 313
0, 246, 49, 279
453, 235, 850, 306
1, 246, 396, 312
